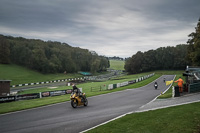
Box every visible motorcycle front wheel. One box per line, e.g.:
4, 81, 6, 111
71, 100, 77, 108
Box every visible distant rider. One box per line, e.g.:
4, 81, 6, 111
154, 82, 158, 89
163, 78, 166, 83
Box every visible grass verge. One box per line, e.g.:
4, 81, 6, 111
87, 102, 200, 133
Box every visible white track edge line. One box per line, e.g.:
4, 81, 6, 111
135, 100, 200, 113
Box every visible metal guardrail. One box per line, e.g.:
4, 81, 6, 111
90, 73, 155, 92
0, 89, 73, 103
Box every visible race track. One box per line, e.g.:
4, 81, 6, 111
0, 75, 175, 133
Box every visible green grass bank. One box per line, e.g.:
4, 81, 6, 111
87, 102, 200, 133
109, 60, 125, 70
0, 64, 83, 85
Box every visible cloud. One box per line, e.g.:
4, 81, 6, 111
0, 0, 199, 58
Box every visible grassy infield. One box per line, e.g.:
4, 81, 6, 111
0, 61, 199, 132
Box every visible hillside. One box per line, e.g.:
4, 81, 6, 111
0, 34, 109, 74
0, 60, 125, 85
0, 64, 82, 85
109, 60, 125, 70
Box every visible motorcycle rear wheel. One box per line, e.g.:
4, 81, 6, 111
71, 100, 77, 108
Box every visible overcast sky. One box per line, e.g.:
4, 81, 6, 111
0, 0, 200, 58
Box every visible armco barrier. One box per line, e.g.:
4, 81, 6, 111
92, 73, 155, 92
41, 92, 50, 97
0, 89, 73, 103
128, 80, 136, 84
113, 84, 117, 89
108, 84, 113, 90
49, 90, 66, 96
120, 81, 129, 87
66, 89, 72, 94
0, 96, 16, 103
91, 86, 107, 92
117, 83, 121, 88
16, 93, 40, 100
107, 73, 154, 91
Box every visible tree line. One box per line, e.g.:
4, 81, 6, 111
124, 45, 188, 74
0, 35, 110, 74
108, 56, 124, 61
125, 18, 200, 74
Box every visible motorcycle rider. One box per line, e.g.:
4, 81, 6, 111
154, 82, 158, 89
72, 83, 85, 102
163, 78, 166, 83
72, 83, 80, 94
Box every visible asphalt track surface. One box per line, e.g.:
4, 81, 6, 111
0, 75, 175, 133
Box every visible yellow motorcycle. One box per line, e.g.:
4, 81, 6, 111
70, 90, 88, 108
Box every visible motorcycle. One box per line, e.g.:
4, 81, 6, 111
154, 84, 158, 89
163, 78, 166, 83
154, 82, 158, 89
70, 90, 88, 108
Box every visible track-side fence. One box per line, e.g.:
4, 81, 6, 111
91, 73, 155, 91
1, 73, 155, 103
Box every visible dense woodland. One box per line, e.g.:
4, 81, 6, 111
124, 45, 188, 74
125, 19, 200, 74
0, 35, 110, 73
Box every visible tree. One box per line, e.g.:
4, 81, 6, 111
125, 51, 144, 74
187, 18, 200, 66
0, 36, 10, 64
124, 57, 131, 72
91, 58, 100, 73
31, 48, 49, 73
